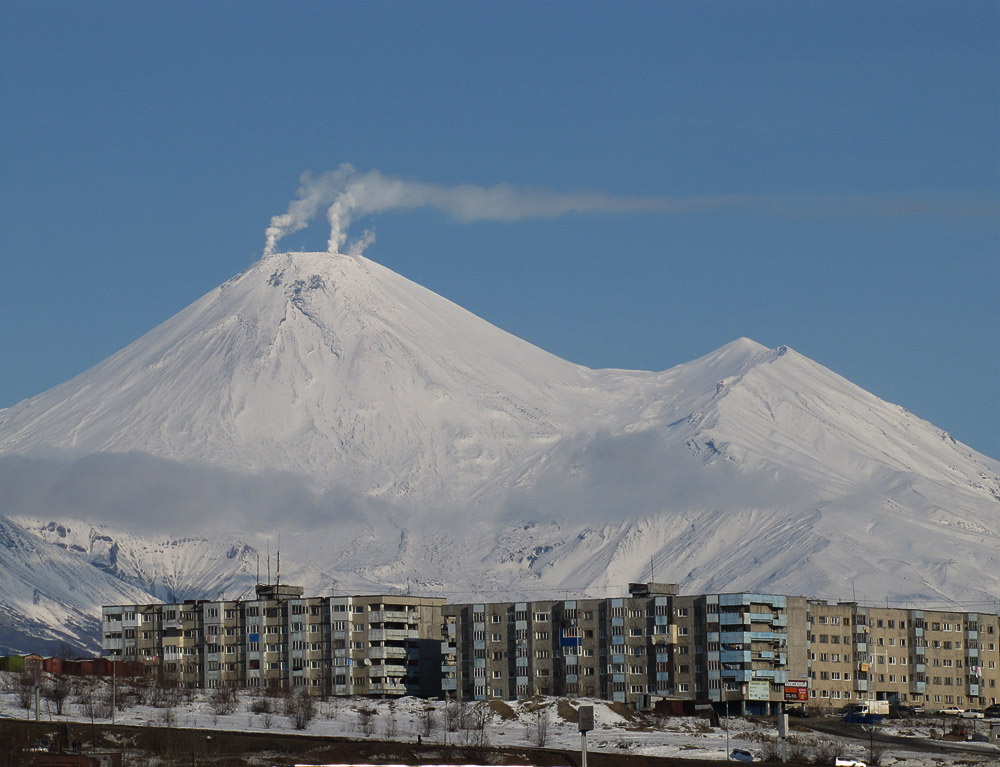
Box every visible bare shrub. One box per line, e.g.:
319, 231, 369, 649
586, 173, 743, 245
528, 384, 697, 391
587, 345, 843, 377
15, 671, 35, 710
384, 705, 398, 739
462, 703, 491, 749
358, 706, 378, 736
531, 707, 549, 747
41, 675, 71, 715
209, 686, 239, 716
250, 696, 272, 714
419, 706, 436, 738
288, 690, 315, 731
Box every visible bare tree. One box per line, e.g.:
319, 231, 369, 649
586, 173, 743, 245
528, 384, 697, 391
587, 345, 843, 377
384, 703, 398, 739
358, 706, 378, 737
462, 704, 491, 749
532, 707, 549, 747
419, 706, 436, 738
42, 675, 72, 715
287, 690, 315, 731
15, 671, 35, 711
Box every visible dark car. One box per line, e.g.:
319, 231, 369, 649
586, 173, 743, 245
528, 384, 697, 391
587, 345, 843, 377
985, 704, 1000, 718
788, 707, 811, 718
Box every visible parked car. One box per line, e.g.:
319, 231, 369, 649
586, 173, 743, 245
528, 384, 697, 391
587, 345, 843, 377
939, 707, 965, 716
835, 758, 868, 767
788, 706, 811, 718
960, 709, 985, 719
984, 704, 1000, 718
730, 749, 756, 762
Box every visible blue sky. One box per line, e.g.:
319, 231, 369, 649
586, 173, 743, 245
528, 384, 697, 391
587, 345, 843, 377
1, 0, 998, 457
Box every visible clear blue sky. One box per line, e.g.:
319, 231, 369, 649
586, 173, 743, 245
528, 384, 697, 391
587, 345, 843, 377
2, 0, 998, 457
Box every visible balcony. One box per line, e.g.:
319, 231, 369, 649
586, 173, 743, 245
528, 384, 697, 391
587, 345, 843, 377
368, 629, 416, 642
368, 610, 411, 623
721, 613, 749, 626
369, 646, 407, 660
721, 650, 752, 664
369, 682, 408, 696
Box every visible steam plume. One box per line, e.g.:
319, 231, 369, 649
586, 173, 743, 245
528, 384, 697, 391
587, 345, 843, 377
263, 164, 679, 256
263, 165, 1000, 257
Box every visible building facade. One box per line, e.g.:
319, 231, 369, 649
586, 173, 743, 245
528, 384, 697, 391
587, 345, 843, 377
446, 584, 810, 713
806, 600, 1000, 711
101, 584, 448, 697
102, 583, 999, 711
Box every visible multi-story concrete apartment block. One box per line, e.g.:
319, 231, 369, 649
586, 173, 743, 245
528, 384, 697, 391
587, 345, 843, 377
806, 601, 1000, 711
447, 583, 678, 708
694, 592, 809, 715
102, 585, 446, 697
449, 584, 808, 712
103, 584, 998, 712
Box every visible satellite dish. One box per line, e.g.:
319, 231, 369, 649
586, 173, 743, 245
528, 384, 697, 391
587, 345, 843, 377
363, 658, 372, 666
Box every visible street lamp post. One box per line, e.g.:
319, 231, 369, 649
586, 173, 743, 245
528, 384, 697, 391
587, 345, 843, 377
724, 687, 730, 761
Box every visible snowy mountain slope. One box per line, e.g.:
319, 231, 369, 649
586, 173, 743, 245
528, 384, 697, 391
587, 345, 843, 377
1, 250, 998, 652
0, 516, 155, 654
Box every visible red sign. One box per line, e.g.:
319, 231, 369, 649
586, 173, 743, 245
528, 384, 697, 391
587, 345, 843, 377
784, 681, 808, 701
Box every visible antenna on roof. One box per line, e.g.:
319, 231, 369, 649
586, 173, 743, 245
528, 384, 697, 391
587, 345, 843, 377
650, 555, 655, 584
267, 538, 271, 585
276, 534, 281, 589
256, 553, 260, 587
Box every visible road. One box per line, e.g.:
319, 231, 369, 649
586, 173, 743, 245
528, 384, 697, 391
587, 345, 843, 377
798, 714, 999, 758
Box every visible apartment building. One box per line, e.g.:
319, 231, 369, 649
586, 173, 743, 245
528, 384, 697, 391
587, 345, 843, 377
447, 584, 809, 713
807, 601, 1000, 710
101, 584, 448, 697
446, 583, 677, 708
102, 584, 998, 712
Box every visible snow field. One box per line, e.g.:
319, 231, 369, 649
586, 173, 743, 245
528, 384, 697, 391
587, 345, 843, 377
1, 672, 997, 766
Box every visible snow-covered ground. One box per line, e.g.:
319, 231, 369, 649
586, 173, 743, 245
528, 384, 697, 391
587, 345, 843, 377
2, 673, 997, 766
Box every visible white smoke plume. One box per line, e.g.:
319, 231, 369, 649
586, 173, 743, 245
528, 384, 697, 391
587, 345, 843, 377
263, 164, 681, 256
263, 165, 1000, 257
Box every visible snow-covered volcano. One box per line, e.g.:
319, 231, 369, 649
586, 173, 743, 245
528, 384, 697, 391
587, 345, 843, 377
1, 251, 997, 652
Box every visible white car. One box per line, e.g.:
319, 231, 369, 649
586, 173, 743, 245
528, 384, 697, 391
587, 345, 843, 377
835, 758, 868, 767
960, 710, 985, 719
940, 707, 965, 716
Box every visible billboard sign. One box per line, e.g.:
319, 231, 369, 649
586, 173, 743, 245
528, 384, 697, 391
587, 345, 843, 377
748, 680, 770, 701
784, 680, 809, 701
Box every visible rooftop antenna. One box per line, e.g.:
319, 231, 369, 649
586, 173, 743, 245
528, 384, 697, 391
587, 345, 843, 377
256, 553, 260, 587
267, 538, 271, 585
650, 555, 655, 584
852, 580, 856, 603
276, 534, 281, 589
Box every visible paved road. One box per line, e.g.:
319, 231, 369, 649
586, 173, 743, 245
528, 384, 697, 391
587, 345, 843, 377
798, 715, 999, 758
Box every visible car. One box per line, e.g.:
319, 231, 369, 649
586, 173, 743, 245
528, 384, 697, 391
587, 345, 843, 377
984, 704, 1000, 718
939, 707, 965, 716
835, 758, 868, 767
788, 706, 811, 718
960, 709, 985, 719
730, 749, 756, 762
